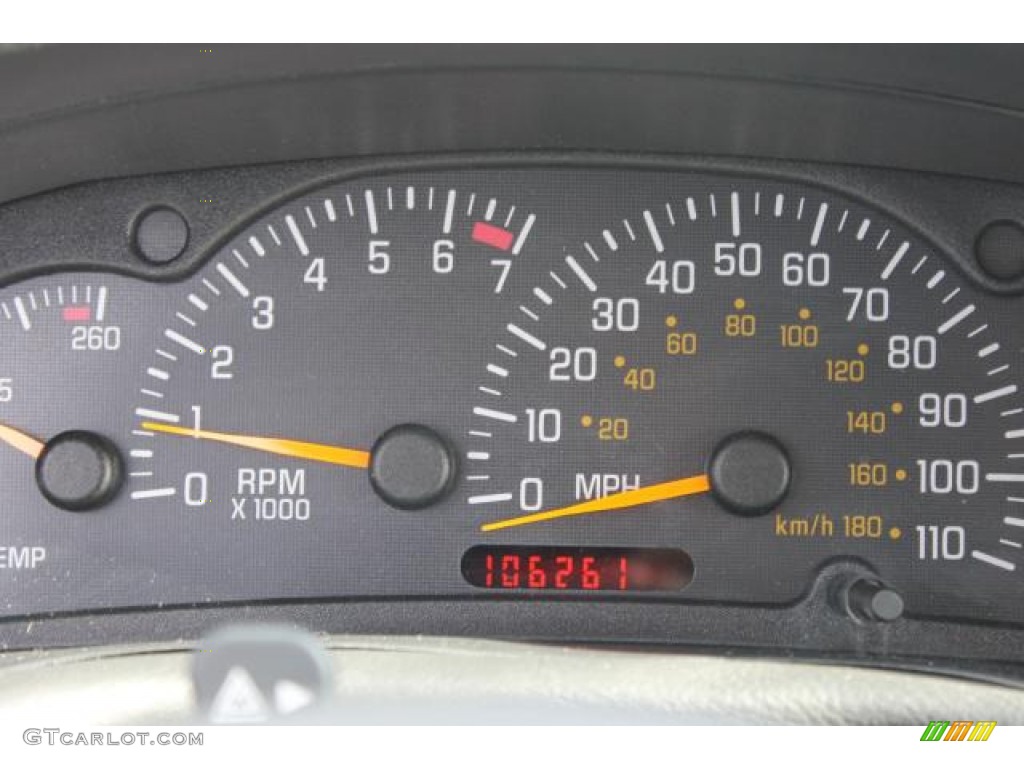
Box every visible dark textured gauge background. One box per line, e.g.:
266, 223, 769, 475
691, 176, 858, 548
1, 157, 1023, 683
1, 165, 1022, 622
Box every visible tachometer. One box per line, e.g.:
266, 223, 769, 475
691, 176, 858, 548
466, 174, 1024, 626
126, 175, 541, 604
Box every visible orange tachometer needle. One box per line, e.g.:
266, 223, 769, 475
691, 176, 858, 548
480, 473, 712, 532
0, 422, 45, 459
140, 421, 371, 469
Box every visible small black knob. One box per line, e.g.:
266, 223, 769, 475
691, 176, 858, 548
134, 207, 190, 265
369, 424, 457, 510
975, 220, 1024, 282
843, 578, 904, 623
708, 432, 791, 517
35, 431, 124, 512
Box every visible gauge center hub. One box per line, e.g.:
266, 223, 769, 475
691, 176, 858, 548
709, 432, 791, 517
369, 424, 458, 511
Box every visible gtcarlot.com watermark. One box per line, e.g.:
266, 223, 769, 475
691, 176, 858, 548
23, 729, 203, 747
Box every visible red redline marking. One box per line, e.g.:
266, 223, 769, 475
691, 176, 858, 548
62, 306, 92, 323
472, 221, 514, 252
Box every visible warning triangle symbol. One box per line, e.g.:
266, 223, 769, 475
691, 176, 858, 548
209, 666, 270, 723
274, 679, 316, 715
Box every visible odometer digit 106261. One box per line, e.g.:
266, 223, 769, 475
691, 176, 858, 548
461, 545, 693, 592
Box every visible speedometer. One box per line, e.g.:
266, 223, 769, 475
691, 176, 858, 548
466, 172, 1024, 626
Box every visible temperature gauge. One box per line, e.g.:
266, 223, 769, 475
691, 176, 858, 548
0, 278, 135, 609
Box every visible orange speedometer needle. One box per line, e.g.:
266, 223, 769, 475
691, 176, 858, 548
0, 422, 45, 459
140, 421, 371, 469
480, 473, 712, 532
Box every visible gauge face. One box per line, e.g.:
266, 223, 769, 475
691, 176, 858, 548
3, 166, 1023, 636
466, 174, 1024, 625
125, 178, 542, 604
0, 279, 139, 608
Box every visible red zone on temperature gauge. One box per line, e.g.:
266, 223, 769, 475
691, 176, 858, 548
461, 546, 694, 592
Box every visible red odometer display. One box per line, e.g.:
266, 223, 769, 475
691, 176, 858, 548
461, 546, 694, 592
